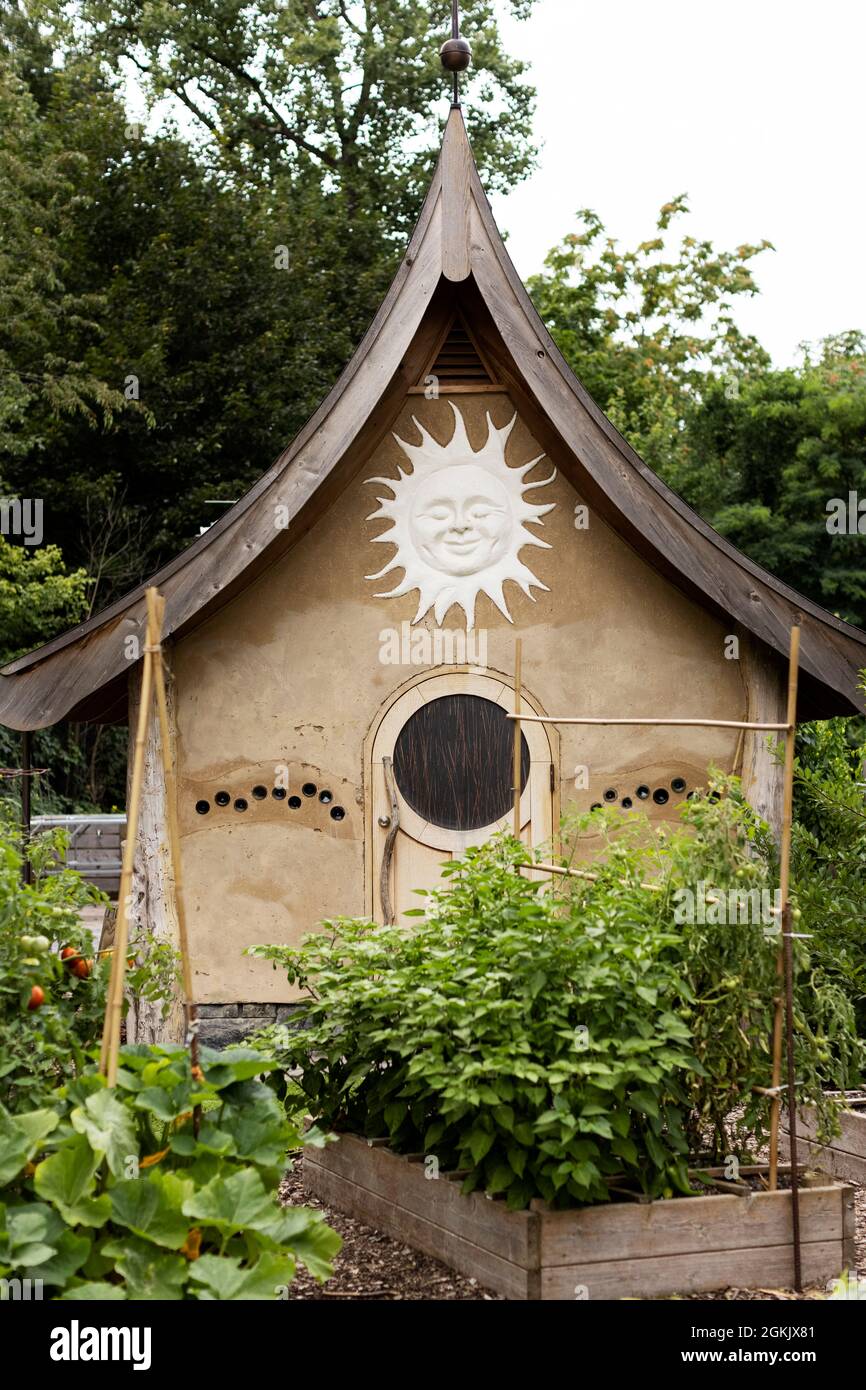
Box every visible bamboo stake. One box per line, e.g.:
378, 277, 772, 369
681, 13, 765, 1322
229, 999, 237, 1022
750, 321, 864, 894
525, 860, 665, 893
769, 626, 800, 1187
512, 638, 522, 839
146, 589, 200, 1079
99, 600, 158, 1081
508, 715, 790, 731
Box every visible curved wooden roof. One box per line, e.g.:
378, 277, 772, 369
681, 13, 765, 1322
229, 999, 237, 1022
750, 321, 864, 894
2, 108, 864, 729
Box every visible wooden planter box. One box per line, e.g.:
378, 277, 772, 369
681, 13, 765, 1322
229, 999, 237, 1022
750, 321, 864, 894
303, 1134, 855, 1300
782, 1103, 866, 1185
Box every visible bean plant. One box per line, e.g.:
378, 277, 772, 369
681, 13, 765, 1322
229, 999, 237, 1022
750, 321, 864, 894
251, 778, 863, 1207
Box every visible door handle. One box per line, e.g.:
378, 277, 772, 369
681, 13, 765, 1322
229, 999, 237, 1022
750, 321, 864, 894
379, 756, 401, 926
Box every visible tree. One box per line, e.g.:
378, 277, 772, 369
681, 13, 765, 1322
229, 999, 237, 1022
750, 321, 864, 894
62, 0, 538, 208
0, 537, 89, 665
527, 195, 772, 481
683, 335, 866, 626
0, 43, 131, 462
2, 2, 539, 582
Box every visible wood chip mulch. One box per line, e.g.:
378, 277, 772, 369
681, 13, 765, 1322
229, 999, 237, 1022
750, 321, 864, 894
281, 1162, 865, 1302
279, 1165, 502, 1300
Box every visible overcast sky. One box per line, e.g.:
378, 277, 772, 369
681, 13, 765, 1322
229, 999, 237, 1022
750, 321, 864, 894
487, 0, 865, 366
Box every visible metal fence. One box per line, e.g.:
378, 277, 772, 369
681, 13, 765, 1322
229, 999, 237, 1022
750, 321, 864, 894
31, 815, 124, 896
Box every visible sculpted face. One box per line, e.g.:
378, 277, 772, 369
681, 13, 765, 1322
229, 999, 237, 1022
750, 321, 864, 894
409, 464, 513, 576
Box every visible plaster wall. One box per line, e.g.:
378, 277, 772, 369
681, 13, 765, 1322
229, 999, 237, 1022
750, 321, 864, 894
172, 392, 748, 1002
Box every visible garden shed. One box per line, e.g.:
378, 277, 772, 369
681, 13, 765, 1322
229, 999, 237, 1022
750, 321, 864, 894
2, 103, 865, 1044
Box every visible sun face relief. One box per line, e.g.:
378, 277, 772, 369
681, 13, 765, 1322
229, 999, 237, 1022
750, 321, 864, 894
409, 466, 513, 577
365, 404, 556, 628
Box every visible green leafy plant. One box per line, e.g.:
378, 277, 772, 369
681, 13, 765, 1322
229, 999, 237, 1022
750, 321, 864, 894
0, 1043, 339, 1299
250, 779, 863, 1208
0, 815, 107, 1111
793, 716, 866, 1036
250, 837, 701, 1210
0, 811, 182, 1109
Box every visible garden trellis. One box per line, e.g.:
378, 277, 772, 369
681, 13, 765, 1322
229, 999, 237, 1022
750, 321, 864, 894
99, 587, 199, 1089
509, 627, 806, 1290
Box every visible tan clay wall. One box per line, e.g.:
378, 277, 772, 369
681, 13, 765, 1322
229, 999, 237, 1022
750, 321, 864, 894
172, 392, 748, 1002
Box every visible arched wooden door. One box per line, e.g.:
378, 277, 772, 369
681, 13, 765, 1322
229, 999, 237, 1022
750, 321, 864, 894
366, 669, 558, 924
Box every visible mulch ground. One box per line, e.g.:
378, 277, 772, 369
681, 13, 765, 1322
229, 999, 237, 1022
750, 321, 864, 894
280, 1164, 865, 1303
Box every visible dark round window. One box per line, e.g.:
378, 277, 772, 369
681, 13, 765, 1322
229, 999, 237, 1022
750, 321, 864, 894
393, 694, 530, 833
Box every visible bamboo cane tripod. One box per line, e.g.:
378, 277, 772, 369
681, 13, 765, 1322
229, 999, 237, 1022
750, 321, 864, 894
509, 627, 804, 1290
99, 588, 199, 1089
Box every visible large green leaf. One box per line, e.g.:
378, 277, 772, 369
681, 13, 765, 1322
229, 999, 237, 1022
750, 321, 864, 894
256, 1208, 342, 1281
0, 1108, 58, 1184
6, 1202, 65, 1267
30, 1230, 91, 1286
198, 1048, 276, 1088
13, 1109, 61, 1155
134, 1085, 192, 1123
110, 1173, 190, 1249
70, 1090, 139, 1177
111, 1239, 188, 1300
181, 1167, 276, 1236
220, 1103, 288, 1167
34, 1136, 101, 1216
190, 1250, 296, 1300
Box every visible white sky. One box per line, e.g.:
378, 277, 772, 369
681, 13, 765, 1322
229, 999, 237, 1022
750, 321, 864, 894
489, 0, 866, 366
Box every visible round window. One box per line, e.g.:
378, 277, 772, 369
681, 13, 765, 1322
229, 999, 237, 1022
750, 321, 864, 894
393, 694, 530, 832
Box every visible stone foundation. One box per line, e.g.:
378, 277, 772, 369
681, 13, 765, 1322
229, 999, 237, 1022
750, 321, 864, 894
197, 1003, 303, 1049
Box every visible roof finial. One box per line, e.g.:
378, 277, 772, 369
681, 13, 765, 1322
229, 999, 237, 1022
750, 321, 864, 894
440, 0, 471, 108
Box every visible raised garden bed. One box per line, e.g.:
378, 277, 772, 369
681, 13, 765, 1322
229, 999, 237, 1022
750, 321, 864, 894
303, 1134, 856, 1299
782, 1094, 866, 1185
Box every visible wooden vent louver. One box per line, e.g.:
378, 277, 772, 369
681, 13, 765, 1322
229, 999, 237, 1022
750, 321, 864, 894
432, 323, 491, 384
412, 317, 501, 393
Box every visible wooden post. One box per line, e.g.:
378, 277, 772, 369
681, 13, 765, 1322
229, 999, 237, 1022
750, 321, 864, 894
125, 653, 185, 1047
100, 600, 158, 1082
768, 626, 800, 1191
512, 639, 522, 839
20, 731, 32, 885
738, 628, 787, 841
146, 589, 199, 1068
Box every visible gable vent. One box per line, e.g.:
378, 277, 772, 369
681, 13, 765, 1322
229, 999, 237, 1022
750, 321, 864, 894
431, 323, 491, 384
411, 317, 501, 394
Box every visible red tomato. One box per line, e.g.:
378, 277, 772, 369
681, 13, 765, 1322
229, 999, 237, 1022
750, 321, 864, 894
28, 985, 45, 1011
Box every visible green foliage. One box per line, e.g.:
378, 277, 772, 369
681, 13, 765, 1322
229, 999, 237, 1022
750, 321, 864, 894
252, 838, 698, 1209
250, 782, 863, 1209
527, 195, 772, 479
681, 337, 866, 625
0, 39, 132, 459
0, 811, 182, 1108
1, 1, 538, 588
0, 535, 89, 665
0, 812, 107, 1111
793, 716, 866, 1035
0, 1043, 340, 1298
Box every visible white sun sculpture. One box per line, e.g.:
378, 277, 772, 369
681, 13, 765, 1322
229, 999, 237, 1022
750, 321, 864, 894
365, 404, 556, 629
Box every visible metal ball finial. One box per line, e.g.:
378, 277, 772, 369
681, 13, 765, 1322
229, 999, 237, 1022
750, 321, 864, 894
440, 36, 471, 73
442, 2, 470, 105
